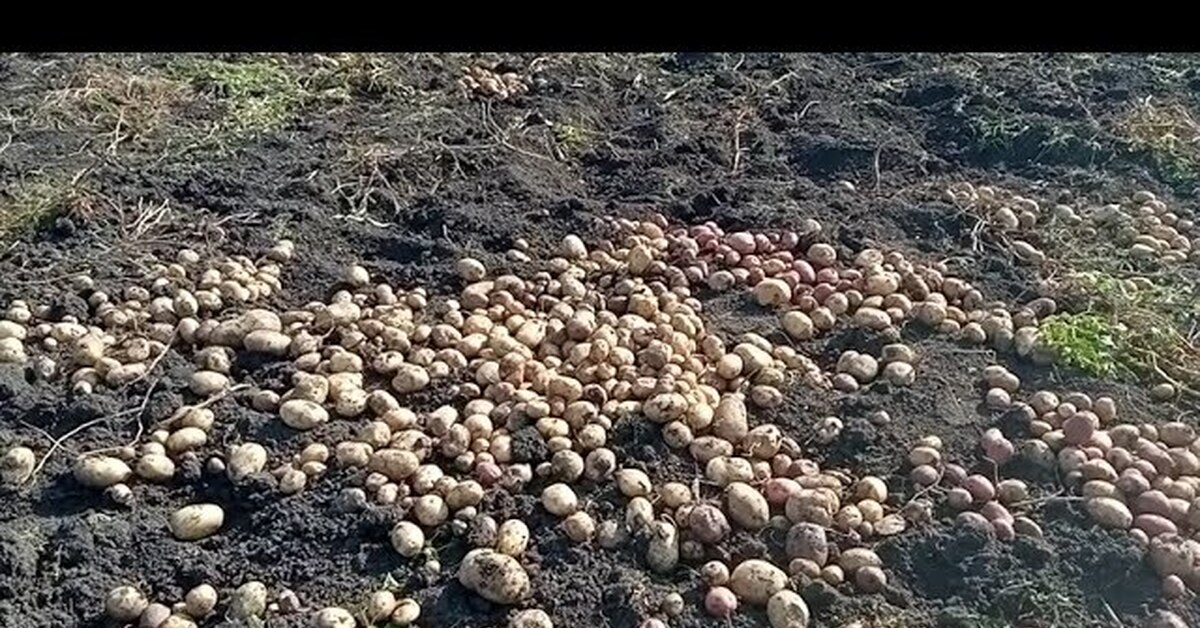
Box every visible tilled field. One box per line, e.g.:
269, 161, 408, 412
2, 53, 1200, 628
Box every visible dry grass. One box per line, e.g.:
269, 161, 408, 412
0, 172, 92, 242
34, 60, 191, 156
1115, 98, 1200, 183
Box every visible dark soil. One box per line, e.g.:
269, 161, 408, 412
3, 52, 1200, 627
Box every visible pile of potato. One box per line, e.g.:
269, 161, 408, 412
2, 203, 1195, 627
459, 65, 530, 101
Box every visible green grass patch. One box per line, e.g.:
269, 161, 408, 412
169, 57, 302, 137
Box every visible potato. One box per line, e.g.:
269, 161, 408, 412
367, 591, 397, 623
0, 337, 26, 363
496, 519, 530, 556
160, 615, 198, 628
229, 581, 269, 620
167, 427, 207, 453
563, 511, 596, 543
244, 330, 291, 355
391, 598, 421, 624
74, 455, 132, 488
725, 482, 769, 530
279, 399, 329, 430
785, 523, 828, 565
754, 278, 792, 307
458, 549, 530, 604
510, 608, 554, 628
135, 453, 176, 482
542, 483, 578, 516
780, 311, 814, 340
190, 370, 229, 396
313, 607, 356, 628
646, 520, 679, 573
705, 586, 738, 618
392, 363, 431, 393
169, 503, 225, 541
712, 395, 749, 443
105, 585, 147, 621
1, 446, 36, 485
414, 494, 449, 526
141, 603, 172, 628
766, 589, 810, 628
729, 559, 788, 605
184, 584, 218, 618
390, 521, 425, 557
837, 547, 882, 574
1085, 496, 1132, 529
615, 468, 652, 497
227, 443, 268, 482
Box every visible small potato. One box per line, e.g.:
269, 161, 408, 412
229, 581, 268, 620
542, 483, 578, 516
279, 399, 329, 430
563, 511, 596, 543
510, 608, 554, 628
646, 520, 679, 573
496, 519, 531, 556
190, 370, 229, 396
754, 278, 792, 307
184, 584, 218, 618
313, 606, 356, 628
244, 330, 291, 355
105, 585, 148, 621
615, 468, 653, 497
729, 559, 788, 605
390, 521, 425, 558
2, 446, 36, 485
458, 549, 531, 605
135, 453, 176, 482
169, 503, 225, 541
766, 589, 811, 628
227, 443, 268, 482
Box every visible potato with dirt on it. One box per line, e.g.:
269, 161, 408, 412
458, 549, 531, 605
729, 559, 788, 605
279, 399, 329, 430
104, 585, 147, 621
135, 453, 176, 483
227, 442, 268, 482
312, 606, 356, 628
646, 520, 679, 573
1085, 496, 1133, 529
229, 580, 268, 620
169, 503, 225, 541
725, 482, 769, 530
766, 589, 810, 628
190, 370, 229, 396
243, 329, 291, 355
390, 521, 426, 557
1, 446, 36, 485
496, 519, 531, 557
74, 455, 132, 488
510, 608, 554, 628
184, 584, 218, 618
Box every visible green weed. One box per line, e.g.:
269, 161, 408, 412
169, 57, 301, 137
1039, 313, 1121, 377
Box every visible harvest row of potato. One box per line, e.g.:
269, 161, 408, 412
0, 191, 1194, 627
